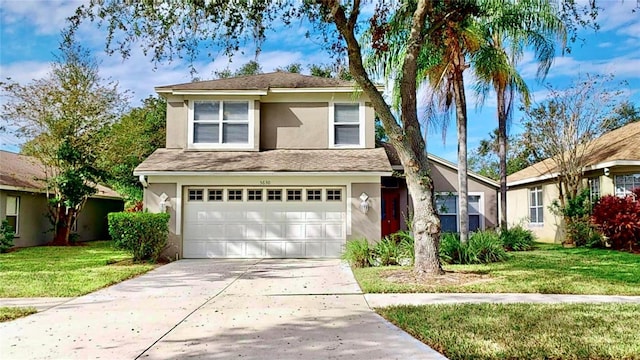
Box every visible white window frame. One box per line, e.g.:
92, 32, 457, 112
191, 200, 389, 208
589, 177, 600, 202
187, 100, 255, 149
5, 195, 20, 236
328, 101, 366, 148
529, 186, 544, 225
434, 192, 485, 232
614, 173, 640, 197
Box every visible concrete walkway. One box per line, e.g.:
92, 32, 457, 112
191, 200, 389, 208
365, 293, 640, 308
0, 260, 445, 360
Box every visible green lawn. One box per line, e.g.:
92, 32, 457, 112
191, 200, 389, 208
0, 241, 155, 297
378, 303, 640, 360
354, 244, 640, 295
0, 307, 37, 322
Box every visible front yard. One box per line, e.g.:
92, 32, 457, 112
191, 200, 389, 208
379, 303, 640, 360
0, 307, 37, 322
0, 241, 155, 297
353, 243, 640, 295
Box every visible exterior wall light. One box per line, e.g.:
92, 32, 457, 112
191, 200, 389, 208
159, 193, 171, 213
359, 192, 370, 214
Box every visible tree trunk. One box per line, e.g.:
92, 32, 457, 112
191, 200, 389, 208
497, 85, 508, 231
452, 57, 469, 243
50, 206, 72, 246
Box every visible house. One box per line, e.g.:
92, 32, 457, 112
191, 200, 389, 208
506, 121, 640, 243
134, 72, 498, 259
0, 151, 124, 247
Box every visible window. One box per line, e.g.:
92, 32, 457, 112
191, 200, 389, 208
267, 189, 282, 201
208, 189, 223, 201
529, 186, 544, 224
435, 193, 483, 233
5, 196, 19, 235
247, 189, 263, 201
327, 189, 342, 201
331, 103, 362, 146
228, 189, 243, 201
287, 189, 302, 201
589, 178, 600, 202
615, 174, 640, 197
192, 101, 250, 146
188, 189, 204, 201
307, 189, 322, 201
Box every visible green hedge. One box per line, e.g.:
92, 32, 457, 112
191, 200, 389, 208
108, 212, 170, 262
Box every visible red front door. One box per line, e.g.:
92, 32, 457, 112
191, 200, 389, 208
381, 188, 401, 237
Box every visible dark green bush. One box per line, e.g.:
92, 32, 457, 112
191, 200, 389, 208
393, 230, 415, 265
372, 237, 401, 266
0, 220, 15, 253
108, 212, 170, 262
342, 238, 372, 268
500, 225, 535, 251
440, 231, 508, 265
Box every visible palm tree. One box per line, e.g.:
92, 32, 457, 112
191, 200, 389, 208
473, 0, 566, 230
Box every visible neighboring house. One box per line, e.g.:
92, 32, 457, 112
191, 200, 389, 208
0, 151, 124, 247
135, 72, 498, 259
506, 122, 640, 243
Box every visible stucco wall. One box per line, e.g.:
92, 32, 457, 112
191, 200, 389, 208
429, 161, 499, 230
76, 198, 124, 241
506, 182, 563, 243
166, 101, 187, 149
260, 102, 329, 149
144, 183, 180, 259
348, 183, 382, 242
0, 190, 50, 247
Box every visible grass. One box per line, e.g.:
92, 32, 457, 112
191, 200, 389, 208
378, 303, 640, 360
0, 307, 37, 322
0, 241, 156, 297
353, 243, 640, 295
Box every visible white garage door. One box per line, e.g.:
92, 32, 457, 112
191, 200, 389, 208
183, 187, 346, 258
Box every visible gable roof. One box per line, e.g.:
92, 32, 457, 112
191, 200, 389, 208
380, 142, 499, 188
507, 121, 640, 186
0, 151, 121, 199
156, 72, 358, 93
134, 148, 392, 174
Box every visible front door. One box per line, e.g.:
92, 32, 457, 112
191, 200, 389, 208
381, 188, 401, 238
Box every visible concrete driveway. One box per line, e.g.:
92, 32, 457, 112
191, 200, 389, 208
1, 259, 444, 359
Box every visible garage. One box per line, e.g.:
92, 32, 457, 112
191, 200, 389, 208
183, 187, 346, 258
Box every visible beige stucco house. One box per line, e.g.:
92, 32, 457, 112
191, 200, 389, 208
135, 72, 498, 259
506, 122, 640, 243
0, 151, 123, 247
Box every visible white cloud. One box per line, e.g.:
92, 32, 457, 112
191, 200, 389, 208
0, 0, 86, 35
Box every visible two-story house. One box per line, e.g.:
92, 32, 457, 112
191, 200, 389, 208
135, 72, 498, 259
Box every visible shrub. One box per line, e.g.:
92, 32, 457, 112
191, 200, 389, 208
591, 188, 640, 250
0, 220, 15, 253
393, 230, 415, 265
440, 231, 508, 265
565, 218, 604, 248
371, 237, 400, 266
108, 212, 170, 262
500, 225, 535, 251
342, 238, 372, 268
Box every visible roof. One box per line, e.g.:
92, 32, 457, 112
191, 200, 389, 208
507, 121, 640, 185
134, 148, 392, 174
380, 142, 499, 188
0, 151, 121, 199
156, 72, 357, 92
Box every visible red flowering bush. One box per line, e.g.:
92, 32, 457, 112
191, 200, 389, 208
591, 188, 640, 250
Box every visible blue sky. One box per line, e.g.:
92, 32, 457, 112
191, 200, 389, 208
1, 1, 639, 162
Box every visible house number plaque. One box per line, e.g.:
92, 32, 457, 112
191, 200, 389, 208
259, 180, 271, 185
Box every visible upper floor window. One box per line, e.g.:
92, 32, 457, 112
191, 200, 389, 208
330, 102, 364, 148
615, 174, 640, 197
190, 100, 252, 148
529, 186, 543, 225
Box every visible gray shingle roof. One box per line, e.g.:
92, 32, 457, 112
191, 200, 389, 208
156, 72, 355, 92
134, 148, 392, 173
0, 151, 121, 199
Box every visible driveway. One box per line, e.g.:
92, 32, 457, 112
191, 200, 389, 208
0, 259, 444, 359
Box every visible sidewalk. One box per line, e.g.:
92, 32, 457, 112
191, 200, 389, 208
365, 293, 640, 308
0, 297, 73, 311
